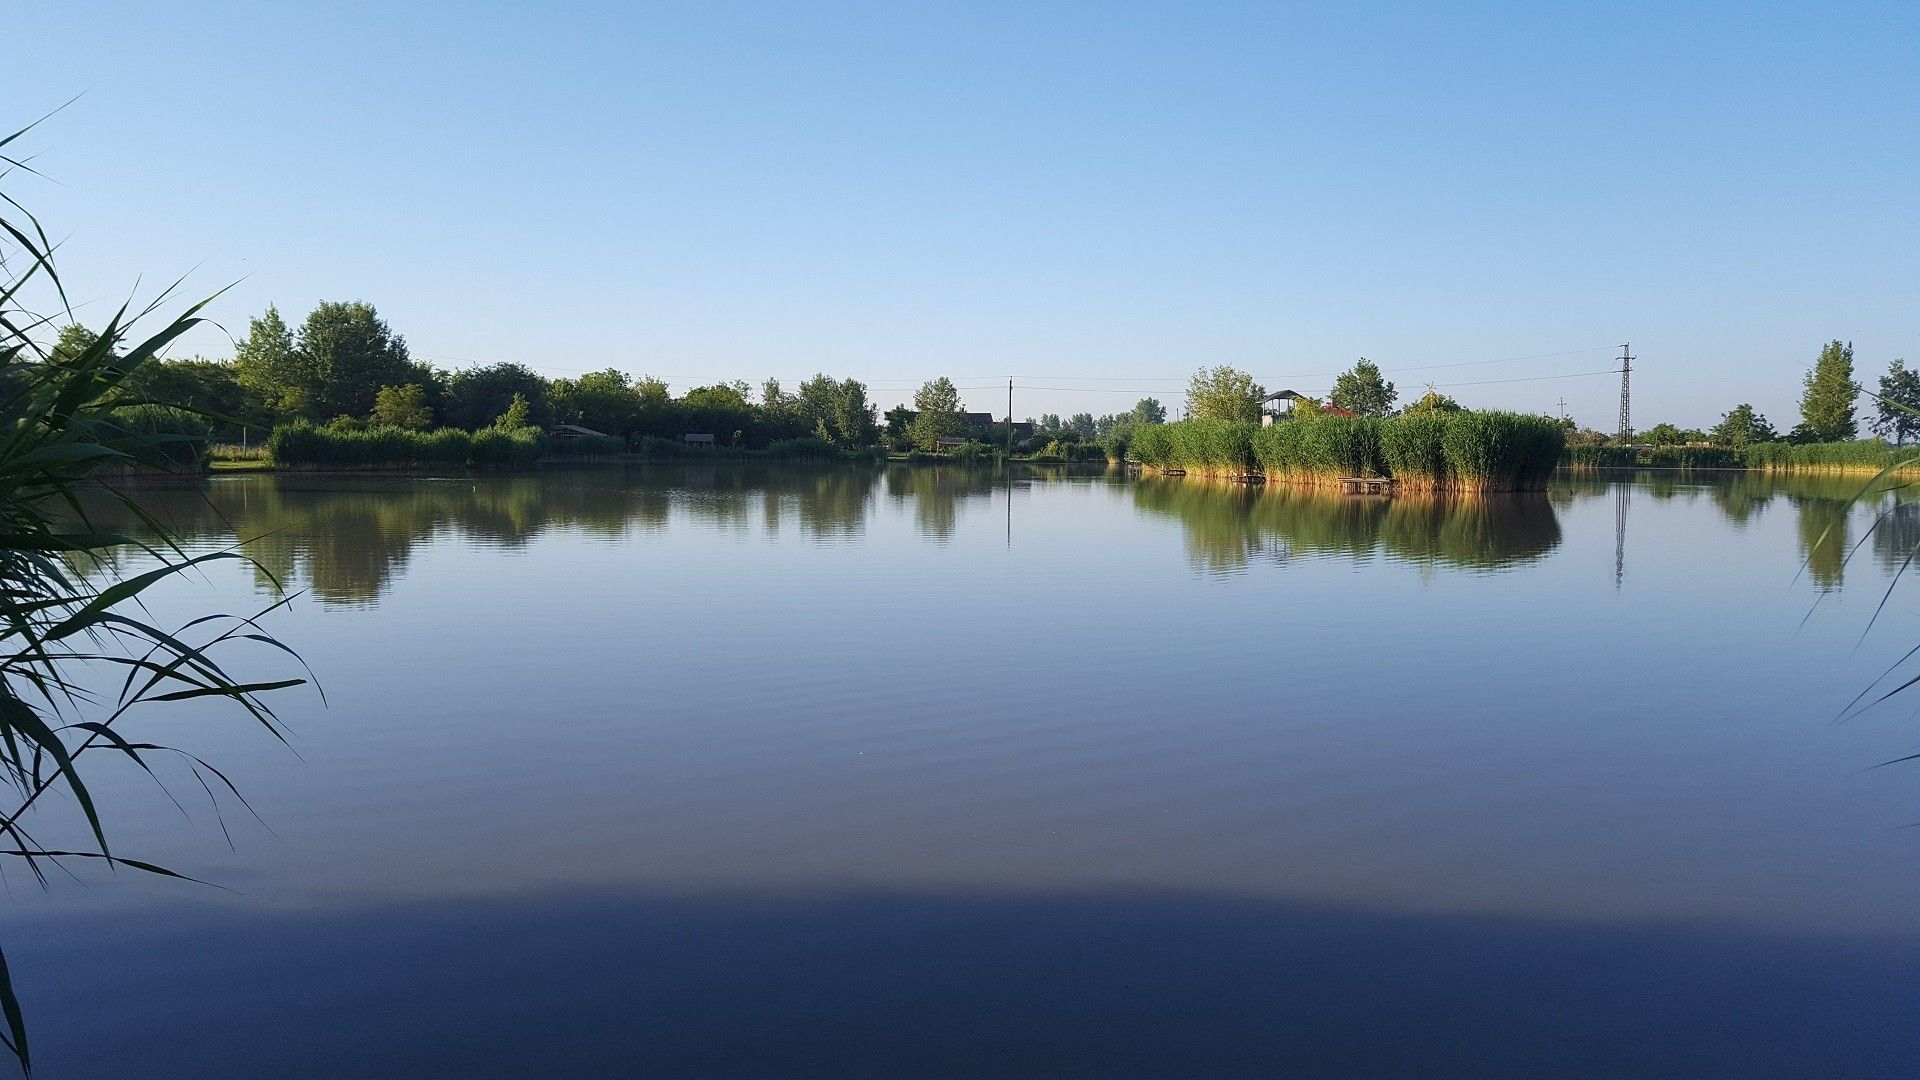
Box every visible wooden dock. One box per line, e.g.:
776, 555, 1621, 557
1337, 476, 1395, 495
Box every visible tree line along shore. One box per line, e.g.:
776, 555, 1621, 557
55, 300, 1915, 481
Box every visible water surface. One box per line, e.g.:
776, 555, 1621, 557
10, 465, 1919, 1077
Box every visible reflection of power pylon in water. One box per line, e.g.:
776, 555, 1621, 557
1614, 482, 1630, 589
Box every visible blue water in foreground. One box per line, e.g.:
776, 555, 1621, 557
7, 465, 1918, 1077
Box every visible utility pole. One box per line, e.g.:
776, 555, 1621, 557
1007, 379, 1014, 457
1617, 342, 1634, 442
1556, 397, 1568, 422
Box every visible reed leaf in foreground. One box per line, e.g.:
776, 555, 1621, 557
1, 117, 308, 1076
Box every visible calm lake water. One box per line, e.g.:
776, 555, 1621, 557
10, 465, 1920, 1077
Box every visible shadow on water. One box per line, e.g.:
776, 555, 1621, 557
12, 885, 1916, 1080
1132, 476, 1564, 573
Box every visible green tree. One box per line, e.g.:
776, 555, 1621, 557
830, 378, 877, 445
680, 382, 755, 443
1709, 403, 1776, 448
296, 301, 413, 420
233, 304, 314, 418
1132, 397, 1166, 425
117, 357, 262, 433
443, 362, 548, 430
883, 404, 915, 444
1402, 388, 1462, 415
1641, 422, 1689, 446
549, 368, 641, 435
795, 374, 878, 445
493, 392, 533, 430
1330, 358, 1397, 417
1872, 358, 1920, 446
910, 376, 966, 449
49, 323, 102, 364
1186, 365, 1264, 424
1798, 339, 1858, 442
369, 383, 433, 429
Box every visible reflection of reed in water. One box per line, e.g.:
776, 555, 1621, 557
1131, 476, 1562, 574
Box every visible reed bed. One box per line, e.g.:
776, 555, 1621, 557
1562, 444, 1639, 469
269, 422, 544, 468
1135, 412, 1562, 492
1744, 440, 1920, 475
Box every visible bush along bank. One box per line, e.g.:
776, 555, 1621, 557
1132, 413, 1563, 493
268, 422, 544, 469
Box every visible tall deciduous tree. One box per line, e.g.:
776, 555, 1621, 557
1330, 358, 1397, 417
233, 305, 311, 417
1798, 339, 1858, 442
911, 377, 966, 449
796, 374, 878, 445
1710, 403, 1776, 448
296, 301, 413, 420
1132, 397, 1166, 425
1872, 359, 1920, 446
549, 368, 640, 435
1185, 365, 1264, 424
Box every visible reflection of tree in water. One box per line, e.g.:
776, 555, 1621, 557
786, 468, 879, 540
1790, 495, 1851, 590
1871, 501, 1920, 574
83, 466, 895, 604
884, 465, 998, 542
1707, 473, 1776, 527
1131, 478, 1562, 574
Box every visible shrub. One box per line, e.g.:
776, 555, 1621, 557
764, 436, 839, 460
470, 426, 544, 466
1642, 445, 1739, 469
946, 440, 1001, 461
546, 433, 624, 457
105, 404, 215, 469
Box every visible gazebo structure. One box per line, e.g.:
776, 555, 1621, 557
1260, 389, 1307, 427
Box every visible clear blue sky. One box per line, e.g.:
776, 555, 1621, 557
12, 1, 1916, 427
